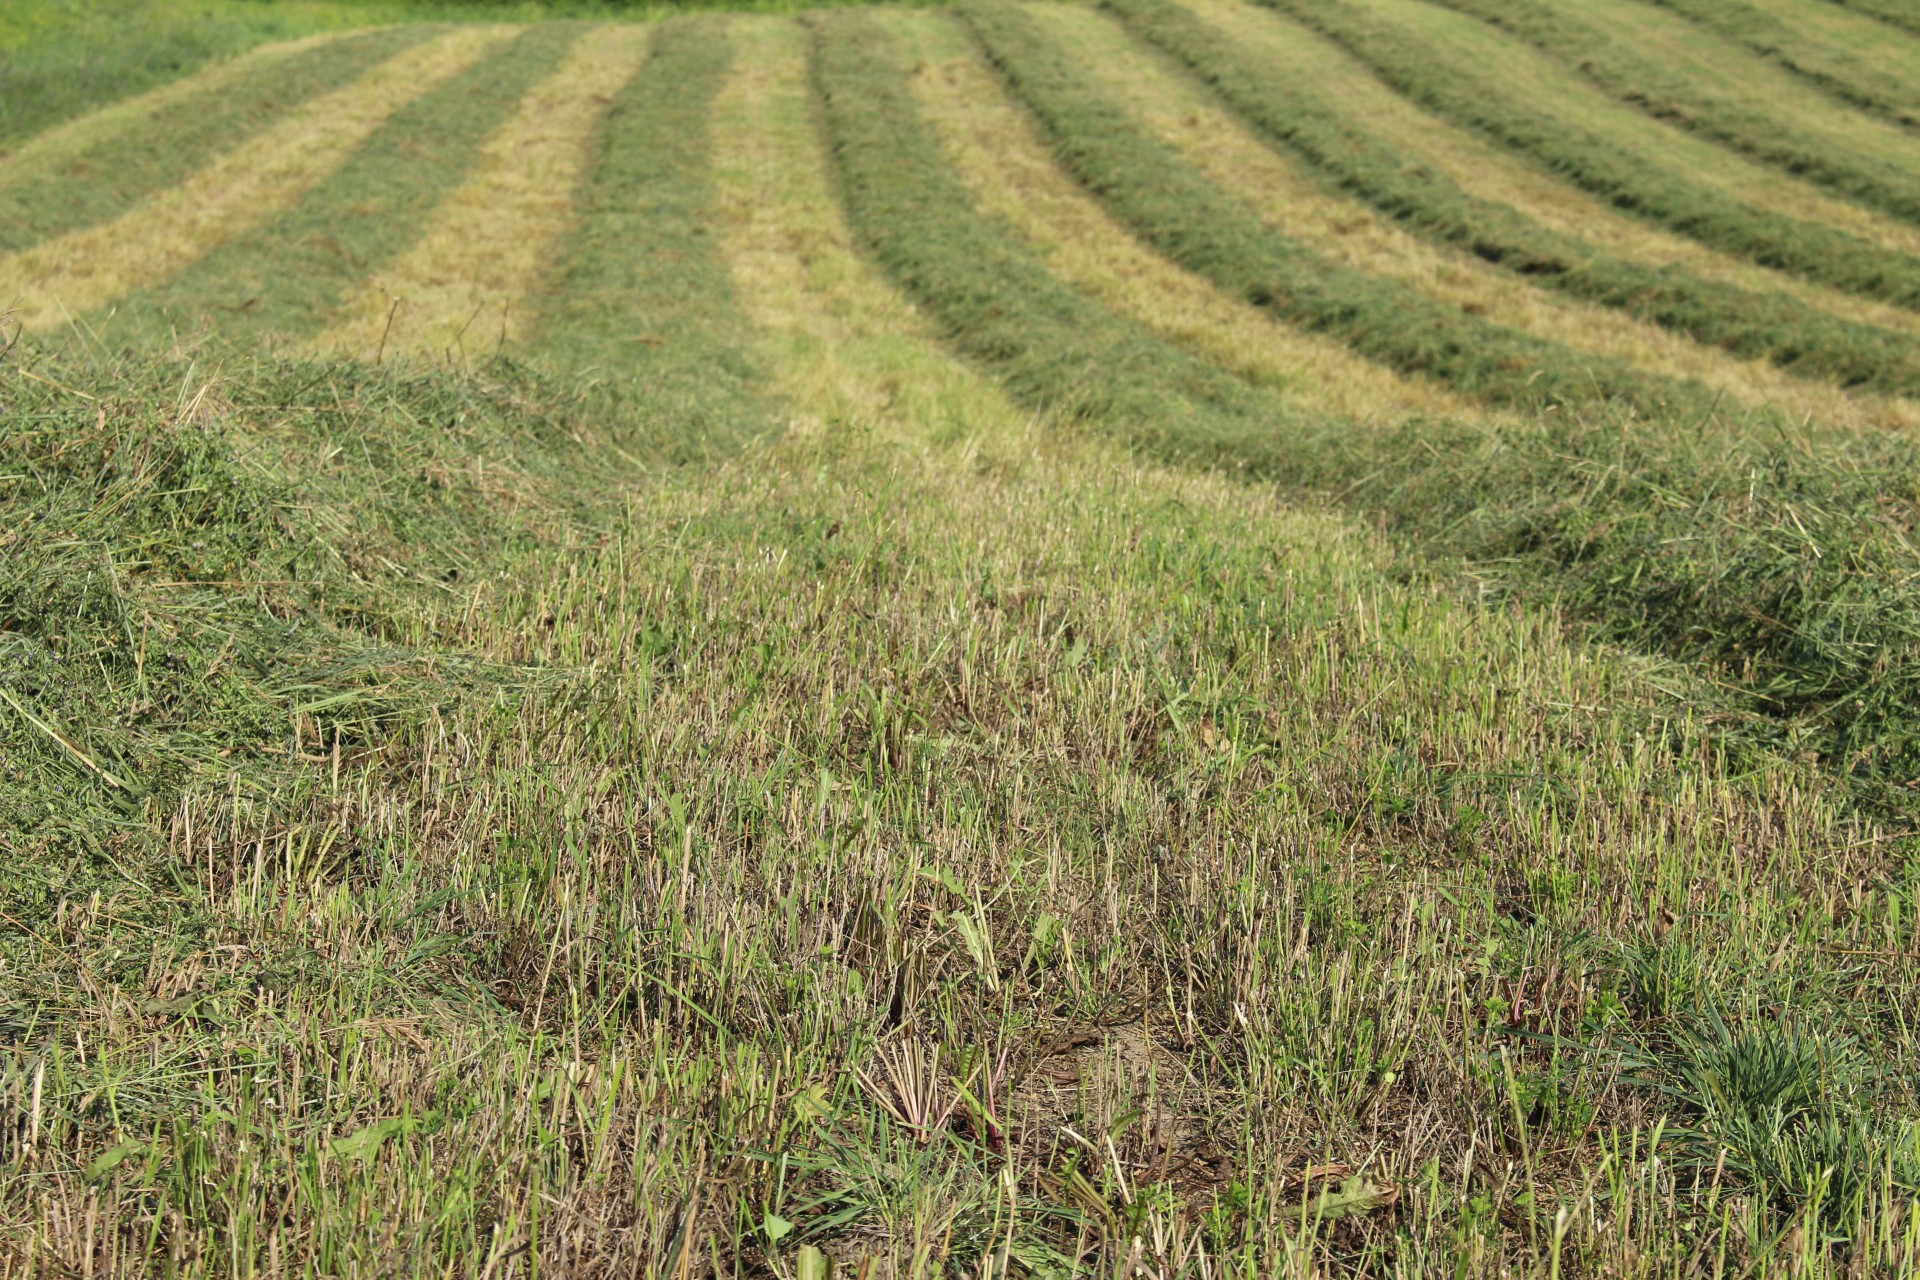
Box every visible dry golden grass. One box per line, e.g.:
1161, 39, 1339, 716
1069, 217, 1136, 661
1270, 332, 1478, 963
710, 15, 1039, 465
0, 29, 344, 171
1034, 1, 1920, 432
1341, 0, 1920, 260
1180, 0, 1920, 341
0, 27, 512, 334
311, 24, 651, 360
873, 8, 1473, 427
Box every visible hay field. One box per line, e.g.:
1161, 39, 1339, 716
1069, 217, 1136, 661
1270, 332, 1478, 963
6, 1, 1920, 1275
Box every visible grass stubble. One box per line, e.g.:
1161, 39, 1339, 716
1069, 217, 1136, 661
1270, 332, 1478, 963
4, 4, 1920, 1277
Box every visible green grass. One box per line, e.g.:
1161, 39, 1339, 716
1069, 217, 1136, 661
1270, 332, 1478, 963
1640, 0, 1920, 128
1104, 0, 1920, 398
1428, 0, 1920, 228
529, 15, 779, 460
93, 24, 583, 350
962, 0, 1707, 419
0, 0, 438, 150
0, 352, 625, 877
815, 3, 1920, 804
811, 8, 1304, 468
1825, 0, 1920, 37
0, 26, 438, 257
8, 346, 1920, 1276
1263, 0, 1920, 313
8, 4, 1920, 1275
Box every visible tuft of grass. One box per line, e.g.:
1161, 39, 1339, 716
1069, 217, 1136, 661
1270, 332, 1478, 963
962, 0, 1707, 419
1261, 0, 1920, 311
1108, 0, 1920, 400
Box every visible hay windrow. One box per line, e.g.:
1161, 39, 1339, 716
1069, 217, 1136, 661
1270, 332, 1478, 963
883, 9, 1472, 427
711, 16, 1036, 459
1030, 0, 1920, 431
0, 28, 513, 334
313, 24, 653, 361
1178, 0, 1920, 341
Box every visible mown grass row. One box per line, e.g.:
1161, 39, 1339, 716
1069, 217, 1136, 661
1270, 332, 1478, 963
1641, 0, 1920, 128
530, 15, 778, 460
0, 0, 416, 151
816, 5, 1920, 802
1427, 0, 1920, 228
1105, 0, 1920, 397
1260, 0, 1920, 313
809, 12, 1305, 470
960, 1, 1703, 419
95, 24, 580, 350
0, 26, 436, 256
1828, 0, 1920, 39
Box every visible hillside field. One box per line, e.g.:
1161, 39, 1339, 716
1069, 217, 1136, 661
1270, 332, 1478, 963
6, 0, 1920, 1274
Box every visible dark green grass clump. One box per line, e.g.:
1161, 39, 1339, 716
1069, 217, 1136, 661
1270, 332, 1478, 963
1428, 0, 1920, 227
101, 24, 583, 349
1106, 0, 1920, 397
809, 9, 1301, 469
962, 0, 1704, 420
1641, 0, 1920, 129
532, 15, 778, 460
0, 351, 618, 887
0, 27, 438, 256
1260, 0, 1920, 313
